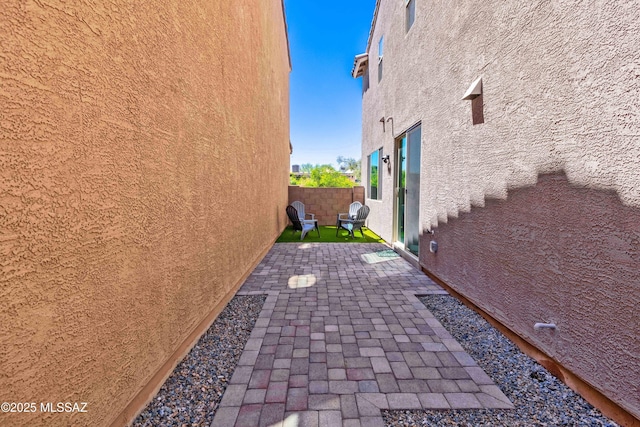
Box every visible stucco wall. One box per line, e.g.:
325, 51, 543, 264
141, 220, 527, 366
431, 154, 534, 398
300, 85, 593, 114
422, 172, 640, 418
288, 186, 365, 226
360, 0, 639, 419
0, 1, 290, 426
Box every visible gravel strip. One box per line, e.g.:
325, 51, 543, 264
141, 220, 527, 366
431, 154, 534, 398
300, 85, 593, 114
133, 294, 266, 427
383, 294, 618, 427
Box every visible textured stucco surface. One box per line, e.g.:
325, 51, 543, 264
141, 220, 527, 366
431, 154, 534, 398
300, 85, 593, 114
360, 0, 639, 418
0, 1, 290, 426
423, 173, 640, 419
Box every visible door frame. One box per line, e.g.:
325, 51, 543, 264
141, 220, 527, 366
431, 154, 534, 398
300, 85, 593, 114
393, 122, 421, 257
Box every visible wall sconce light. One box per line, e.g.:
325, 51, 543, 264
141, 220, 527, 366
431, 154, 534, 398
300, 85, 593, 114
462, 77, 482, 100
462, 77, 484, 125
382, 154, 391, 173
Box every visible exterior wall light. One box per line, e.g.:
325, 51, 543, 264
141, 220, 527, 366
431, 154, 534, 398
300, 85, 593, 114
462, 77, 482, 100
382, 154, 391, 173
462, 77, 484, 125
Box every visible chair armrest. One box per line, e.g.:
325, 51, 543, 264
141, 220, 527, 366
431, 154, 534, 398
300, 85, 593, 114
306, 213, 315, 220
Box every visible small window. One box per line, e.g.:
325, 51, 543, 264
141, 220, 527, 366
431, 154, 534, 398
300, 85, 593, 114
368, 148, 382, 199
378, 36, 384, 83
406, 0, 415, 32
363, 66, 370, 93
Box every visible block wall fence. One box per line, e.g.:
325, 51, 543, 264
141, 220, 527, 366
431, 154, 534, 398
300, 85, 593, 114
288, 186, 365, 226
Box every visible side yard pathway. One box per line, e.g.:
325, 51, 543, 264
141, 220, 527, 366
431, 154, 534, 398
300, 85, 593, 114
211, 243, 512, 427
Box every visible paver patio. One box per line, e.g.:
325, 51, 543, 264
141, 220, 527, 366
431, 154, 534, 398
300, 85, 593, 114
211, 243, 513, 427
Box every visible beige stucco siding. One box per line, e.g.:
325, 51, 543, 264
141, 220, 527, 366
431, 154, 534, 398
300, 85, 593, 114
361, 0, 639, 419
0, 1, 290, 426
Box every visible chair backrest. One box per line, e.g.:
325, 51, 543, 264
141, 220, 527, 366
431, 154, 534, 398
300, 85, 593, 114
286, 205, 303, 231
354, 205, 370, 222
348, 202, 363, 218
291, 201, 305, 220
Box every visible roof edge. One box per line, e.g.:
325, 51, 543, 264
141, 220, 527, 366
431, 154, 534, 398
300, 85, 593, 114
351, 53, 369, 78
281, 0, 292, 71
365, 0, 382, 54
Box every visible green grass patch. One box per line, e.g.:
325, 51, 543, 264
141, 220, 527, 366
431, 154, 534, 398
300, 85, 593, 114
276, 225, 385, 243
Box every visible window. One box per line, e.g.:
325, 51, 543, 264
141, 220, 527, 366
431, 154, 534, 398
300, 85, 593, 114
406, 0, 415, 32
363, 66, 370, 93
377, 36, 384, 82
368, 148, 382, 199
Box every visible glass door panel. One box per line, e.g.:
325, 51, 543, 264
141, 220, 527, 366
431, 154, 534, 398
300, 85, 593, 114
396, 136, 406, 244
404, 126, 421, 256
395, 125, 420, 256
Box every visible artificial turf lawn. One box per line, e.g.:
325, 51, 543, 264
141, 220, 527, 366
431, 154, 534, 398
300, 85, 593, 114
276, 225, 386, 243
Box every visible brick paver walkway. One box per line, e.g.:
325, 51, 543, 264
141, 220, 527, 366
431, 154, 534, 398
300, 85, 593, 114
211, 243, 513, 427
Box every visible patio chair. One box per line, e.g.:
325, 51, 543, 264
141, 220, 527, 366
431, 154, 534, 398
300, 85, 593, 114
286, 205, 319, 240
336, 201, 363, 226
337, 205, 370, 238
291, 200, 315, 224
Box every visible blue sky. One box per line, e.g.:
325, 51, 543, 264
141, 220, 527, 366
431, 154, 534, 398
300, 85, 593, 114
284, 1, 377, 169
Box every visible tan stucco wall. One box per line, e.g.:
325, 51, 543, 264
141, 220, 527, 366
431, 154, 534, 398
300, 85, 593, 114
0, 1, 290, 426
361, 0, 639, 419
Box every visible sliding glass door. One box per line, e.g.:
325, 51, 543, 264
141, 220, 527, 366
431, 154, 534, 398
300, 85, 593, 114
395, 124, 421, 256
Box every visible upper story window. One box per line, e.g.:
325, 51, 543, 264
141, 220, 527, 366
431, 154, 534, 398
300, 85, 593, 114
406, 0, 416, 32
363, 66, 370, 93
378, 36, 384, 83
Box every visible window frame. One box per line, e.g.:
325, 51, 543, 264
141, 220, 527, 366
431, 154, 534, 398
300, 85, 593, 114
368, 148, 383, 200
405, 0, 416, 32
363, 65, 370, 93
377, 36, 384, 83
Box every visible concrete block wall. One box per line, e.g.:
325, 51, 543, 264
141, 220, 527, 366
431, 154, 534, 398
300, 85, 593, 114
288, 186, 365, 226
